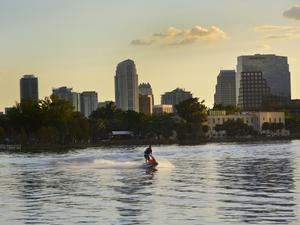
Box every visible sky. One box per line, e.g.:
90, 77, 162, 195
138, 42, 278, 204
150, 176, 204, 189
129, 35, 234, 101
0, 0, 300, 111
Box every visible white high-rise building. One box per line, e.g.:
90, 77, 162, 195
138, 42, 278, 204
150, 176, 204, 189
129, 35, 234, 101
80, 91, 98, 117
115, 59, 139, 112
52, 86, 81, 112
236, 54, 291, 111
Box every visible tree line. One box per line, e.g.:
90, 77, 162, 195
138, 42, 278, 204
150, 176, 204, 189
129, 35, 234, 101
0, 96, 208, 146
1, 97, 299, 146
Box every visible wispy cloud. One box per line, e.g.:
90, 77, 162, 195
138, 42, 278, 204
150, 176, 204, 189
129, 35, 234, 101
254, 25, 300, 40
131, 25, 229, 46
130, 39, 155, 46
283, 5, 300, 20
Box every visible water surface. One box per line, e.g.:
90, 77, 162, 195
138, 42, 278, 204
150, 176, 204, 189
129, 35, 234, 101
1, 141, 300, 224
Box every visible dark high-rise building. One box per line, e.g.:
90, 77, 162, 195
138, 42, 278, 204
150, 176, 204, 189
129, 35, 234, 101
238, 72, 271, 111
161, 88, 193, 109
115, 59, 139, 112
236, 54, 291, 111
20, 75, 38, 102
214, 70, 236, 106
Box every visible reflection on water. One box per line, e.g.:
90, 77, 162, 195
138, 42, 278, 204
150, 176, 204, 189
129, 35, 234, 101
1, 141, 300, 224
115, 170, 156, 225
217, 154, 296, 224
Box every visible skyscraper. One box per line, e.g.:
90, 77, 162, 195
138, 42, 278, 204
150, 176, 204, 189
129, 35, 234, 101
236, 54, 291, 111
214, 70, 236, 106
139, 82, 154, 111
20, 75, 38, 102
139, 94, 153, 114
115, 59, 139, 112
52, 86, 81, 112
161, 88, 193, 109
80, 91, 98, 117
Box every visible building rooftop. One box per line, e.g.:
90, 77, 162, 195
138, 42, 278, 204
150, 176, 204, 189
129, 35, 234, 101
22, 74, 37, 79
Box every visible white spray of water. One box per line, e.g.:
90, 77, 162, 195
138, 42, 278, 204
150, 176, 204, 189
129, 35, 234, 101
93, 159, 140, 169
90, 159, 175, 170
63, 157, 175, 170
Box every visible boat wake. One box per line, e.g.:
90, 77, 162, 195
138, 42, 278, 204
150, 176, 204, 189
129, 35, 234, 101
93, 159, 175, 170
93, 159, 141, 169
66, 158, 175, 170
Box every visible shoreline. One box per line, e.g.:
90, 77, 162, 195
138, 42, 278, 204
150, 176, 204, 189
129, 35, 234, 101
2, 136, 299, 153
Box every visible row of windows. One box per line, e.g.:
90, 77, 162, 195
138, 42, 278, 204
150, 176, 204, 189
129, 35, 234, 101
241, 78, 263, 82
209, 117, 283, 124
242, 73, 262, 76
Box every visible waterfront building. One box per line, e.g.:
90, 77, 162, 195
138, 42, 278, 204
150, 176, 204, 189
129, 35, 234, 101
20, 75, 38, 102
80, 91, 98, 117
153, 104, 173, 114
139, 94, 153, 114
161, 88, 192, 109
214, 70, 236, 106
139, 83, 154, 107
207, 110, 287, 138
115, 59, 139, 112
52, 86, 81, 112
236, 54, 291, 111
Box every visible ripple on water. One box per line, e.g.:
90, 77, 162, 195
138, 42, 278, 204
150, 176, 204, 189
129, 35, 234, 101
1, 141, 300, 224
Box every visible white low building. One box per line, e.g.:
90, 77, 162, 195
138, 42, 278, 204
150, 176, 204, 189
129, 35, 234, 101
207, 111, 288, 138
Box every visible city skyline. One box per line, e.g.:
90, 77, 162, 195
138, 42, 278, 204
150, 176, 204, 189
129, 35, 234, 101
1, 0, 300, 111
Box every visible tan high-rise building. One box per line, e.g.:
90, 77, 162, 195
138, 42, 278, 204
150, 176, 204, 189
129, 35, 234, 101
139, 83, 154, 108
115, 59, 139, 112
139, 94, 153, 114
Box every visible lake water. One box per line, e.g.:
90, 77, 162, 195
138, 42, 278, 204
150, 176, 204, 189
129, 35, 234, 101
1, 141, 300, 224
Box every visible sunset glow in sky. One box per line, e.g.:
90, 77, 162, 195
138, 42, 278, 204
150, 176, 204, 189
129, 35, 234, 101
0, 0, 300, 111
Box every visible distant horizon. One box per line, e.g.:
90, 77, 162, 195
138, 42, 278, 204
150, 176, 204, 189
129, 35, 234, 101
1, 0, 300, 111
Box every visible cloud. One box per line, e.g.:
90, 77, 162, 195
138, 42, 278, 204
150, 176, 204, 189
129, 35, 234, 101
254, 25, 300, 40
130, 39, 155, 46
254, 25, 296, 32
131, 25, 228, 46
283, 5, 300, 20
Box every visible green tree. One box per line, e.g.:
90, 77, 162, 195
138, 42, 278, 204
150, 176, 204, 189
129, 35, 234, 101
213, 104, 240, 114
149, 113, 177, 140
0, 127, 5, 143
37, 126, 59, 144
262, 122, 271, 131
215, 119, 255, 138
40, 96, 74, 144
175, 98, 208, 142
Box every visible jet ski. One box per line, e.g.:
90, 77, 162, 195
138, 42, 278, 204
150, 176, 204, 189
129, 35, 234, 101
143, 156, 159, 169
